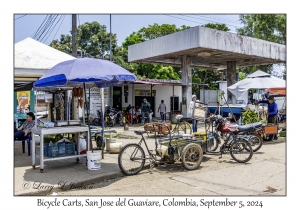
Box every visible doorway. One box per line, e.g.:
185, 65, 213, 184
113, 86, 122, 110
135, 96, 155, 117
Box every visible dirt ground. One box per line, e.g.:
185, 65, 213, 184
54, 137, 286, 196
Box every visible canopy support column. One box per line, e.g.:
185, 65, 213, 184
181, 55, 192, 118
227, 61, 237, 104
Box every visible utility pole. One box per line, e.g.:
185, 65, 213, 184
110, 14, 112, 61
72, 14, 77, 58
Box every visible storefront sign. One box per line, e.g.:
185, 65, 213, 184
14, 90, 34, 119
89, 87, 101, 116
135, 89, 156, 97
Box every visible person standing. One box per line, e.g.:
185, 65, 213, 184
189, 94, 198, 133
258, 96, 278, 141
141, 98, 151, 125
158, 100, 167, 121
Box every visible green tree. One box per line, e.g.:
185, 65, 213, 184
50, 21, 117, 59
237, 15, 286, 75
203, 23, 230, 31
119, 23, 190, 79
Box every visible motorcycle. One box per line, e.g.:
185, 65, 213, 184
211, 115, 263, 152
114, 110, 124, 126
93, 110, 102, 126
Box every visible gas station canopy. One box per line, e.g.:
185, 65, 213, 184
128, 26, 286, 69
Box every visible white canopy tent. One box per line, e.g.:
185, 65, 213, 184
227, 70, 286, 99
14, 37, 76, 90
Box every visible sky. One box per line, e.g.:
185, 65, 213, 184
14, 14, 243, 46
14, 14, 285, 76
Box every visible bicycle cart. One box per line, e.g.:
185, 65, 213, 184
118, 123, 205, 176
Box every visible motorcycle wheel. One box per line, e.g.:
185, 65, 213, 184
119, 120, 124, 126
207, 137, 219, 152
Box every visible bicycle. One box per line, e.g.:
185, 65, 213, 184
118, 124, 203, 176
171, 114, 192, 135
206, 125, 254, 163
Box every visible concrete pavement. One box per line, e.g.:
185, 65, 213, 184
14, 122, 285, 196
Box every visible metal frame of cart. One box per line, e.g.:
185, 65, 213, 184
32, 126, 90, 173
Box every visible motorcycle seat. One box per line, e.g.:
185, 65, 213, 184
134, 130, 147, 135
238, 122, 262, 132
175, 115, 183, 120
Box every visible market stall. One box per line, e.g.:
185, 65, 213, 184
32, 58, 136, 172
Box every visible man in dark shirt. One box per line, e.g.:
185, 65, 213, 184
14, 112, 35, 140
259, 96, 278, 140
141, 98, 151, 125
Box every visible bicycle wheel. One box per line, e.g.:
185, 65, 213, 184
181, 143, 203, 170
230, 138, 253, 163
248, 133, 263, 152
177, 122, 192, 135
118, 143, 145, 176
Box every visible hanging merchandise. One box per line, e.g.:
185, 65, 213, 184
72, 87, 84, 108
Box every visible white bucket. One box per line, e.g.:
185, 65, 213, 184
109, 142, 123, 154
106, 139, 117, 151
87, 151, 101, 170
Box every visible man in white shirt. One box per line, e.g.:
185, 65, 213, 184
158, 100, 167, 121
189, 95, 198, 133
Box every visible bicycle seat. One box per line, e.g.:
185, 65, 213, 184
134, 130, 147, 135
175, 115, 183, 120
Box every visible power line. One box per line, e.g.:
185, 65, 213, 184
36, 15, 59, 42
15, 14, 27, 20
33, 15, 53, 39
165, 15, 208, 25
32, 15, 49, 38
36, 15, 56, 41
43, 15, 65, 43
52, 15, 66, 41
194, 15, 241, 24
182, 15, 241, 28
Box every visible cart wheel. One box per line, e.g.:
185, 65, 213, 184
76, 158, 79, 163
181, 143, 203, 170
32, 165, 36, 169
40, 169, 43, 173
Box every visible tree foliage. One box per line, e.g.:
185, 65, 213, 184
118, 23, 189, 79
50, 21, 117, 59
237, 15, 286, 75
203, 23, 230, 32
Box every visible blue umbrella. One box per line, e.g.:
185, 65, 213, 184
34, 57, 136, 88
34, 58, 136, 157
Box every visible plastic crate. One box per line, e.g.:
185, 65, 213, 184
44, 143, 59, 158
264, 125, 278, 134
279, 131, 286, 137
65, 142, 75, 155
57, 142, 66, 157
